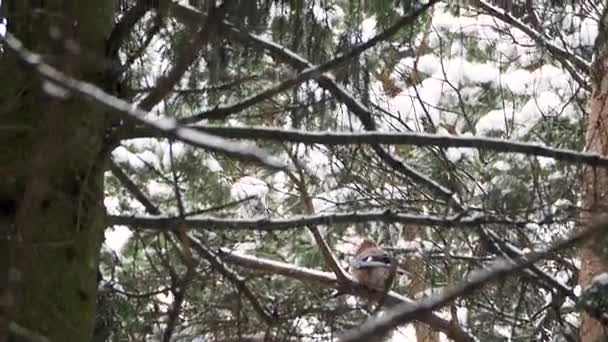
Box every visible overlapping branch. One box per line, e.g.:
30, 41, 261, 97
3, 34, 286, 172
106, 0, 151, 60
137, 3, 225, 111
109, 153, 276, 328
220, 14, 461, 209
188, 234, 276, 325
177, 0, 439, 124
109, 161, 161, 215
217, 248, 476, 342
336, 217, 608, 342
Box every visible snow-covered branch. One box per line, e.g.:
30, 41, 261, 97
136, 4, 222, 112
2, 34, 286, 172
108, 210, 529, 231
189, 125, 608, 167
161, 0, 461, 211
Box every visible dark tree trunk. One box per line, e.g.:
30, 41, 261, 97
0, 1, 115, 341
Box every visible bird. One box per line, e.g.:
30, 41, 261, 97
350, 239, 403, 291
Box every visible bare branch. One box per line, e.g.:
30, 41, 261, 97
106, 0, 151, 59
108, 210, 530, 232
9, 322, 50, 342
162, 0, 462, 211
3, 34, 286, 172
336, 217, 608, 342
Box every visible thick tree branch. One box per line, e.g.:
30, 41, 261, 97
128, 125, 608, 167
217, 249, 476, 342
108, 210, 530, 231
3, 34, 286, 172
336, 217, 608, 342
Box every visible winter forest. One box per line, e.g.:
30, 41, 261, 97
2, 0, 608, 341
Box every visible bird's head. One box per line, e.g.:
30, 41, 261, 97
355, 239, 378, 256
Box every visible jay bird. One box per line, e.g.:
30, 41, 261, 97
350, 239, 406, 291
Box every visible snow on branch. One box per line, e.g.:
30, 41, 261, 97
108, 210, 529, 231
336, 216, 608, 342
216, 247, 476, 342
3, 34, 286, 172
475, 0, 591, 82
192, 125, 608, 167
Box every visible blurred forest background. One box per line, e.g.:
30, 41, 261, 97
1, 0, 608, 341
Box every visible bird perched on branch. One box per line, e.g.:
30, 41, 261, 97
350, 239, 405, 291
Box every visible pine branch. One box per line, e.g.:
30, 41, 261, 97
176, 0, 439, 124
137, 2, 225, 111
108, 160, 161, 215
188, 234, 277, 325
9, 322, 50, 342
106, 0, 150, 59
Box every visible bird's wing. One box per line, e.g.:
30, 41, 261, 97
351, 254, 392, 269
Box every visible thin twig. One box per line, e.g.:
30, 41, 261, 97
188, 234, 277, 325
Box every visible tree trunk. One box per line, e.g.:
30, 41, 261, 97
579, 7, 608, 341
0, 1, 115, 341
